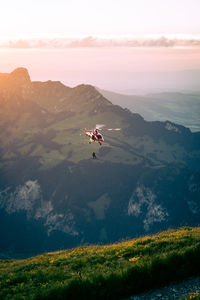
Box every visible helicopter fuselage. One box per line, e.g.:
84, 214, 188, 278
85, 128, 104, 144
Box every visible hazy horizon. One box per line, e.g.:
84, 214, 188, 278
1, 46, 200, 93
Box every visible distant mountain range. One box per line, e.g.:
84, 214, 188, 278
99, 88, 200, 132
0, 68, 200, 258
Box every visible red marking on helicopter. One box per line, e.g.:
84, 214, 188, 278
84, 124, 121, 145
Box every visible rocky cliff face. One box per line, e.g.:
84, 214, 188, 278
0, 68, 200, 257
0, 68, 31, 101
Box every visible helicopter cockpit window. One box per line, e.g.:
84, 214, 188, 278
97, 135, 102, 139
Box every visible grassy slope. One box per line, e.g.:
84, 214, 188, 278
1, 227, 200, 300
1, 74, 199, 170
0, 104, 188, 170
185, 293, 200, 300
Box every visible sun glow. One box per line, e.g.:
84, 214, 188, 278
0, 0, 200, 39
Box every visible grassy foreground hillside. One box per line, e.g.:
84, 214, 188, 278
1, 227, 200, 300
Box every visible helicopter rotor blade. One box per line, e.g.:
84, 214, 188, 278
96, 124, 106, 130
85, 125, 121, 132
107, 128, 121, 131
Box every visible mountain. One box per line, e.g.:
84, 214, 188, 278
0, 68, 200, 258
98, 88, 200, 132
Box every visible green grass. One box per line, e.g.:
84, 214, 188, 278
1, 227, 200, 300
183, 291, 200, 299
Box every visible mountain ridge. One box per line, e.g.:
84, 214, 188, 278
0, 68, 200, 257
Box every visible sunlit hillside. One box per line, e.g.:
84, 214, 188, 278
1, 227, 200, 300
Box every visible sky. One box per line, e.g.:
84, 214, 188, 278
0, 0, 200, 38
0, 0, 200, 92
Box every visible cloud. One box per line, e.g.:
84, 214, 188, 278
1, 36, 200, 49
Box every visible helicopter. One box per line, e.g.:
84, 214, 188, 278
84, 124, 121, 145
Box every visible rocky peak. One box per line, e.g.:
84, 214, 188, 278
0, 67, 31, 87
0, 68, 31, 102
10, 67, 31, 85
